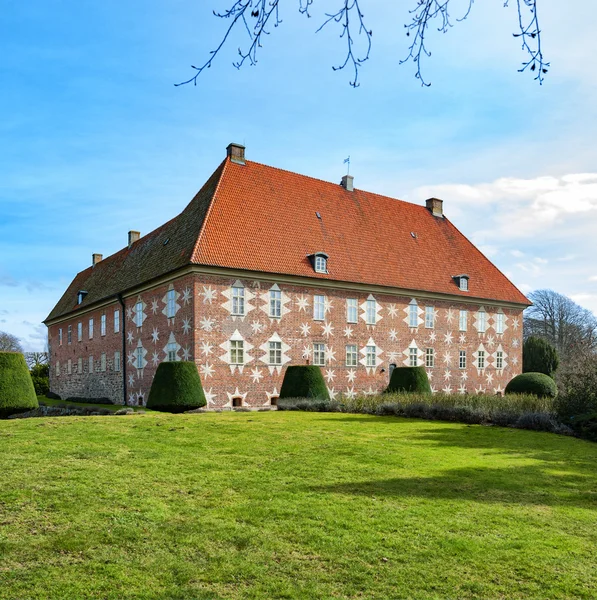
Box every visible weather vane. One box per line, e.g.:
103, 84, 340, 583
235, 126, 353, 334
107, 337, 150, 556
343, 155, 350, 175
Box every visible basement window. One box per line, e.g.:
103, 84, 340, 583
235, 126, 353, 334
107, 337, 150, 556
232, 397, 243, 408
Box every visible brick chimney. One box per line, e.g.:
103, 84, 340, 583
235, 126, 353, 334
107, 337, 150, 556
341, 174, 354, 192
426, 197, 444, 218
128, 230, 140, 247
92, 253, 103, 267
226, 142, 246, 165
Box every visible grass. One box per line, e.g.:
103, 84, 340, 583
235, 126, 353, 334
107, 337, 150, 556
1, 411, 597, 599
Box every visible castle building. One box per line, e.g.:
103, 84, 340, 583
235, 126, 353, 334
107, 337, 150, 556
45, 143, 530, 406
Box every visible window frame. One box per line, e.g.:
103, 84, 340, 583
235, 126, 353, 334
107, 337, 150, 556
114, 351, 121, 372
269, 289, 282, 318
89, 356, 94, 373
313, 343, 326, 366
313, 295, 325, 321
58, 328, 62, 346
67, 325, 72, 345
88, 318, 94, 339
346, 298, 358, 323
478, 350, 486, 369
166, 289, 176, 318
425, 348, 435, 368
408, 303, 418, 328
269, 341, 282, 365
496, 313, 505, 335
314, 255, 327, 274
425, 306, 435, 329
100, 353, 107, 372
230, 340, 244, 365
100, 314, 106, 336
135, 347, 143, 369
477, 310, 487, 333
365, 299, 376, 325
459, 350, 467, 370
135, 302, 143, 328
167, 342, 177, 362
231, 286, 245, 316
345, 344, 358, 367
409, 347, 418, 367
459, 310, 468, 332
496, 351, 503, 370
114, 309, 120, 333
77, 322, 82, 342
366, 345, 376, 367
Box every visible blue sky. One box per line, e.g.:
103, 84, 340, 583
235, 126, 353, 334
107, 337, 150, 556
1, 0, 596, 350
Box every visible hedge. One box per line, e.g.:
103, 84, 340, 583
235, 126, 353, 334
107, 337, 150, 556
279, 366, 329, 400
505, 372, 558, 399
523, 336, 559, 377
386, 366, 432, 394
0, 352, 39, 418
146, 361, 206, 413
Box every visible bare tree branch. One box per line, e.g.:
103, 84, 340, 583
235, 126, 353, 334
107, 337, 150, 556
177, 1, 548, 87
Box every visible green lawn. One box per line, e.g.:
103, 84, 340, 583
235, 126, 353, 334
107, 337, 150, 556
1, 412, 596, 599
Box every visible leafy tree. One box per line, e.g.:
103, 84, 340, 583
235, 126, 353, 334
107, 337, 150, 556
0, 331, 23, 353
25, 352, 49, 369
179, 1, 548, 88
523, 336, 559, 378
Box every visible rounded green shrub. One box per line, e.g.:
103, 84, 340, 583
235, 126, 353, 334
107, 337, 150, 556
0, 352, 39, 418
386, 366, 432, 394
505, 372, 558, 399
279, 365, 330, 400
147, 361, 207, 413
523, 336, 559, 377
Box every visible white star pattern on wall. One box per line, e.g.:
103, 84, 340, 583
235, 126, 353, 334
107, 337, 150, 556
512, 318, 520, 330
327, 388, 337, 400
428, 331, 437, 343
128, 374, 135, 386
443, 385, 452, 394
200, 317, 215, 332
325, 369, 336, 383
126, 306, 133, 320
459, 333, 467, 344
387, 351, 400, 363
295, 294, 309, 312
321, 322, 334, 338
494, 384, 504, 396
181, 287, 192, 306
324, 297, 333, 315
444, 332, 453, 345
363, 386, 377, 396
250, 367, 263, 383
461, 371, 468, 380
389, 329, 398, 342
265, 388, 280, 405
446, 308, 456, 325
200, 362, 215, 379
444, 369, 452, 381
127, 331, 134, 344
182, 318, 192, 335
512, 356, 519, 365
326, 345, 337, 364
181, 346, 191, 361
221, 280, 255, 321
151, 327, 160, 344
387, 304, 399, 319
345, 387, 357, 400
201, 286, 216, 304
128, 393, 136, 404
512, 338, 520, 348
151, 351, 160, 367
200, 341, 213, 356
486, 335, 496, 349
486, 372, 494, 385
443, 351, 453, 366
426, 370, 434, 381
250, 320, 264, 334
343, 326, 353, 339
220, 329, 253, 374
300, 323, 311, 336
204, 388, 217, 405
302, 345, 311, 359
346, 369, 357, 383
458, 384, 467, 394
151, 298, 159, 314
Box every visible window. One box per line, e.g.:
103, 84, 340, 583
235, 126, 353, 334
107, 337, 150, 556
167, 342, 177, 362
100, 353, 106, 372
135, 347, 143, 369
425, 348, 435, 368
460, 277, 469, 291
67, 359, 72, 375
89, 356, 94, 373
366, 345, 376, 367
269, 289, 282, 318
365, 299, 376, 325
232, 397, 243, 408
269, 341, 282, 365
346, 299, 358, 323
166, 289, 176, 318
135, 302, 143, 327
314, 255, 327, 273
67, 325, 72, 345
459, 310, 468, 332
478, 350, 485, 369
409, 347, 418, 367
89, 318, 94, 339
313, 343, 326, 366
231, 286, 245, 316
100, 314, 106, 336
496, 313, 505, 334
230, 340, 244, 365
114, 309, 120, 333
313, 295, 325, 321
496, 351, 503, 370
114, 351, 121, 372
56, 361, 60, 376
58, 328, 62, 346
345, 344, 358, 367
77, 322, 82, 342
425, 306, 435, 329
477, 310, 487, 333
409, 303, 418, 328
459, 350, 466, 369
78, 357, 83, 374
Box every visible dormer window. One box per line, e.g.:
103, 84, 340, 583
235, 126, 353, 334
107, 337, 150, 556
453, 275, 469, 292
309, 252, 329, 274
77, 290, 88, 304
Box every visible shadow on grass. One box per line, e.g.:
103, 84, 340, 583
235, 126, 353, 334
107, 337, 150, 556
310, 462, 597, 508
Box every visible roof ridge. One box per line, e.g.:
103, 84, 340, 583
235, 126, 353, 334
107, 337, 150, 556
190, 158, 229, 264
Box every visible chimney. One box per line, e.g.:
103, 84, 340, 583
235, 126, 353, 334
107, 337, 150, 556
341, 174, 354, 192
128, 230, 140, 247
226, 142, 246, 165
92, 253, 103, 267
426, 197, 444, 218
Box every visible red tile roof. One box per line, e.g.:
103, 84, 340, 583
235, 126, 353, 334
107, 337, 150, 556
46, 155, 529, 322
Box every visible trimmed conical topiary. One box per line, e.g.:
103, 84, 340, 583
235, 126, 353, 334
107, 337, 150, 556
523, 336, 559, 378
147, 361, 207, 413
279, 365, 330, 400
386, 366, 432, 394
505, 372, 557, 399
0, 352, 38, 418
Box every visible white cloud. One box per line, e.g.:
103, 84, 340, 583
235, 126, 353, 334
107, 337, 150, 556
589, 276, 597, 282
